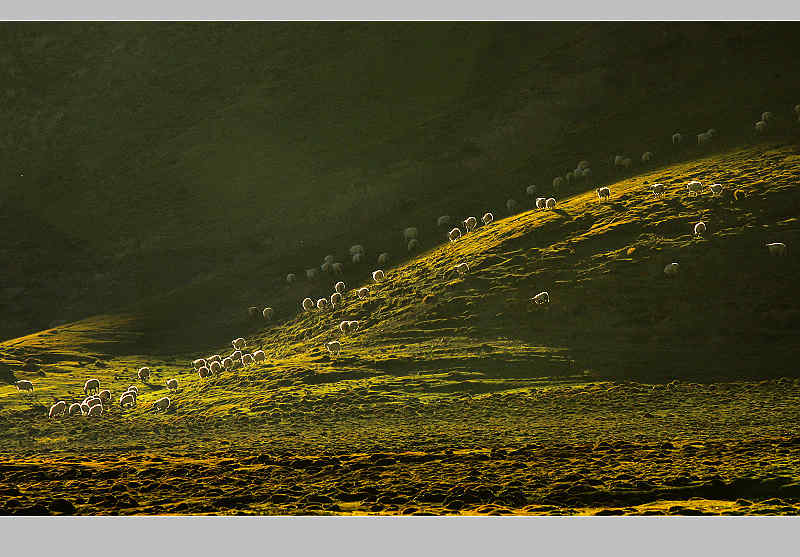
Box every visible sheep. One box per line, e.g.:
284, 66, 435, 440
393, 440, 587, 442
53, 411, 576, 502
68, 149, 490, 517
197, 366, 212, 379
248, 306, 259, 318
325, 341, 341, 356
755, 120, 767, 133
127, 386, 139, 395
795, 104, 800, 116
403, 227, 419, 241
650, 183, 666, 197
339, 321, 351, 334
641, 151, 653, 163
686, 181, 703, 196
302, 297, 315, 311
222, 357, 233, 371
232, 338, 246, 350
323, 254, 335, 265
85, 396, 102, 408
565, 171, 574, 184
48, 401, 67, 419
348, 320, 360, 332
316, 298, 329, 310
482, 212, 494, 225
98, 389, 111, 404
262, 307, 274, 320
536, 197, 546, 210
694, 221, 707, 236
241, 353, 254, 368
531, 291, 550, 305
332, 262, 343, 275
578, 160, 591, 171
664, 262, 680, 277
253, 350, 267, 363
437, 215, 451, 227
580, 168, 592, 179
372, 269, 385, 283
209, 360, 222, 374
672, 132, 682, 144
87, 404, 103, 417
545, 198, 556, 209
331, 292, 343, 308
506, 199, 518, 213
762, 111, 773, 122
407, 238, 418, 252
83, 378, 100, 395
15, 380, 34, 393
697, 131, 713, 145
321, 261, 332, 274
614, 155, 625, 167
709, 183, 723, 196
526, 185, 537, 197
119, 392, 137, 408
231, 350, 243, 361
357, 287, 369, 300
552, 176, 563, 189
449, 228, 462, 242
352, 253, 363, 264
621, 157, 632, 169
208, 354, 221, 363
166, 379, 178, 391
68, 403, 83, 416
286, 273, 296, 284
192, 358, 207, 370
138, 366, 152, 382
305, 268, 318, 280
463, 216, 477, 232
378, 252, 390, 265
151, 397, 171, 413
596, 187, 611, 201
766, 242, 787, 256
455, 262, 469, 276
350, 244, 365, 256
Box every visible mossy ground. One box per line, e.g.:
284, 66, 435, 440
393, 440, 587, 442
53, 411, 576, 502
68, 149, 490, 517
2, 143, 800, 515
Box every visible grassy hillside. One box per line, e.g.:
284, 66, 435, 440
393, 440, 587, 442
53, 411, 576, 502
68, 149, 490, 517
2, 22, 800, 342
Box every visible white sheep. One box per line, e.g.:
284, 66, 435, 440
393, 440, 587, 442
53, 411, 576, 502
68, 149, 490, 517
339, 321, 351, 334
241, 353, 254, 368
506, 199, 518, 213
232, 338, 246, 350
197, 366, 212, 379
247, 306, 259, 318
449, 228, 462, 242
222, 357, 233, 371
253, 350, 267, 363
762, 111, 773, 122
614, 155, 625, 166
85, 396, 102, 408
332, 262, 343, 275
48, 401, 67, 419
119, 392, 137, 408
316, 298, 329, 310
686, 181, 703, 196
672, 132, 683, 144
286, 273, 296, 284
68, 403, 83, 416
755, 120, 767, 133
482, 212, 494, 225
352, 253, 363, 264
357, 287, 369, 300
98, 389, 111, 404
331, 292, 343, 308
231, 350, 243, 361
350, 244, 365, 255
694, 221, 706, 236
83, 378, 100, 395
209, 360, 222, 374
621, 157, 632, 169
15, 380, 33, 393
323, 254, 335, 265
596, 187, 611, 201
87, 404, 103, 417
455, 262, 469, 276
334, 281, 346, 294
437, 215, 451, 227
536, 197, 546, 210
552, 176, 563, 189
207, 354, 221, 363
378, 252, 390, 265
306, 268, 318, 280
302, 297, 315, 311
463, 216, 477, 232
403, 227, 419, 241
526, 185, 537, 196
766, 242, 787, 256
192, 358, 207, 370
166, 378, 178, 391
531, 292, 550, 305
641, 151, 653, 163
349, 320, 360, 332
709, 184, 723, 196
650, 183, 666, 197
151, 397, 171, 413
80, 403, 90, 414
697, 131, 712, 145
262, 307, 274, 320
664, 262, 680, 277
578, 160, 591, 171
321, 261, 332, 274
326, 341, 341, 356
545, 198, 556, 209
372, 269, 385, 283
407, 238, 418, 252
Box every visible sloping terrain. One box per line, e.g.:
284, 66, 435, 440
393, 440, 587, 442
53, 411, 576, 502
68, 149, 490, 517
1, 142, 799, 515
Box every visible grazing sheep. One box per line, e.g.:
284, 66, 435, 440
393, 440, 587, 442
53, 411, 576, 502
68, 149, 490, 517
68, 403, 83, 416
326, 341, 341, 356
302, 297, 315, 311
84, 379, 100, 395
48, 401, 67, 419
664, 262, 680, 277
463, 216, 477, 232
331, 292, 343, 308
506, 199, 518, 213
197, 367, 212, 379
482, 212, 494, 225
306, 268, 318, 280
697, 131, 713, 145
621, 157, 632, 169
650, 183, 666, 197
332, 262, 343, 275
192, 358, 207, 370
241, 353, 254, 368
339, 321, 351, 334
641, 151, 653, 163
231, 350, 243, 361
98, 389, 111, 404
350, 244, 365, 255
437, 215, 451, 227
248, 306, 259, 318
222, 357, 233, 371
151, 397, 171, 413
253, 350, 267, 363
166, 379, 178, 391
333, 281, 346, 294
208, 355, 221, 363
323, 254, 335, 265
119, 392, 137, 408
262, 307, 274, 320
80, 403, 90, 414
755, 120, 767, 133
455, 262, 469, 276
85, 396, 102, 408
762, 111, 773, 122
531, 292, 550, 305
372, 269, 386, 283
316, 298, 329, 310
127, 386, 138, 395
378, 252, 390, 265
352, 253, 363, 264
403, 227, 419, 242
87, 404, 103, 417
348, 320, 360, 332
766, 242, 787, 256
552, 176, 563, 189
565, 171, 574, 184
286, 273, 296, 284
614, 155, 625, 167
321, 261, 332, 274
357, 287, 369, 300
709, 183, 723, 196
536, 197, 547, 210
15, 380, 34, 393
686, 181, 703, 196
209, 361, 222, 374
449, 228, 462, 242
526, 185, 537, 196
694, 221, 707, 236
596, 187, 611, 201
545, 198, 556, 209
407, 238, 418, 252
578, 160, 591, 171
672, 132, 683, 144
232, 338, 247, 350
